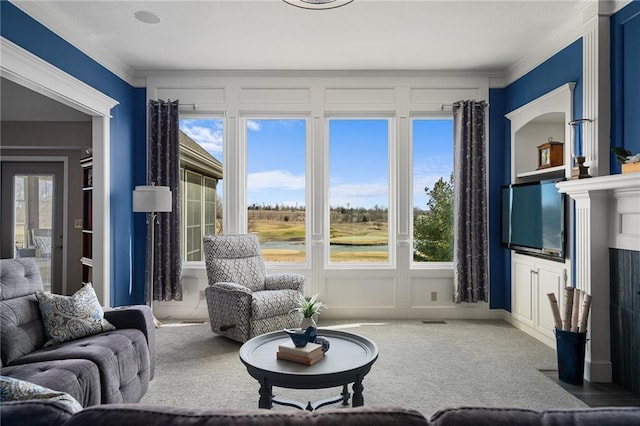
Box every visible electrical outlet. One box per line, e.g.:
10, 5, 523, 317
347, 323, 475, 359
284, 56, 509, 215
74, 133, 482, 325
74, 219, 83, 229
430, 291, 438, 302
199, 290, 206, 300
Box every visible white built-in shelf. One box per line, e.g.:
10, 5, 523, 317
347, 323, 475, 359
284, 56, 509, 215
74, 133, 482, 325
516, 165, 565, 179
506, 83, 575, 183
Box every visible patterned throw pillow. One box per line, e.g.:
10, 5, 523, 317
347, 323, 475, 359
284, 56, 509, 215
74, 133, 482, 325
36, 283, 115, 347
0, 375, 83, 412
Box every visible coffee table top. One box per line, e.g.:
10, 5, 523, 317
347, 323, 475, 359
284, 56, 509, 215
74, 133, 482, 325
239, 329, 378, 389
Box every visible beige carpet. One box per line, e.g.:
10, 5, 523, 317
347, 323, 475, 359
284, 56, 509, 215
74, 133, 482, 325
140, 319, 587, 416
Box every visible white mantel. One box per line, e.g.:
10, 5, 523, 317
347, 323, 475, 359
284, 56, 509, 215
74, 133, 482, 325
557, 172, 640, 382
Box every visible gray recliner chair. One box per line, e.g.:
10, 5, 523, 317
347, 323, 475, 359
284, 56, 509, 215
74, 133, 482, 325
203, 234, 305, 343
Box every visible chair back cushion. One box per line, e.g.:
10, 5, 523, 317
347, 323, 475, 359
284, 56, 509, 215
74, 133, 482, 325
203, 235, 266, 292
0, 258, 46, 366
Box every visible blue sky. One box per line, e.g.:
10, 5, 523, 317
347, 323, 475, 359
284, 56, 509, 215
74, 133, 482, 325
179, 117, 453, 209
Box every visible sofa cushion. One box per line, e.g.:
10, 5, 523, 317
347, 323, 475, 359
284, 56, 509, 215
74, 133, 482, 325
1, 359, 101, 407
65, 405, 429, 426
0, 400, 76, 426
429, 406, 640, 426
36, 283, 115, 347
0, 258, 47, 367
0, 375, 82, 413
0, 258, 44, 301
0, 294, 46, 366
12, 329, 150, 404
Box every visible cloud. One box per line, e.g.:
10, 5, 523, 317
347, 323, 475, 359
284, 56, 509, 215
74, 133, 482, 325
180, 122, 223, 156
247, 120, 262, 131
247, 170, 305, 190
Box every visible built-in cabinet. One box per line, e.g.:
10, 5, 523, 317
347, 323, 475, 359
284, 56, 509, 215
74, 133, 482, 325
80, 155, 93, 284
505, 83, 574, 348
511, 253, 568, 345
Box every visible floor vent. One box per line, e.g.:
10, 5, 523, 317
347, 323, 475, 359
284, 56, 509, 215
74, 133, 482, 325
181, 320, 205, 325
421, 320, 447, 324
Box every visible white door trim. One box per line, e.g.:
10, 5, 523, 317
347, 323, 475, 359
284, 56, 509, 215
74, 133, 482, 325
1, 37, 119, 305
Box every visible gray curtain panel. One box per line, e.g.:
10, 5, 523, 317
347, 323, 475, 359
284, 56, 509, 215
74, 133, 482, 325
148, 99, 182, 301
453, 100, 488, 303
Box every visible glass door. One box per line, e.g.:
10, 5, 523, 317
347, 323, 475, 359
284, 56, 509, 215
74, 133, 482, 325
1, 161, 64, 293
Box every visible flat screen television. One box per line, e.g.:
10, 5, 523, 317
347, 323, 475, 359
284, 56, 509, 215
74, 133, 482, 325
500, 179, 566, 261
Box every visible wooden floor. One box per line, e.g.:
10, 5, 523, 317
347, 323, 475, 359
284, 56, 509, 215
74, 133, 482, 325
541, 370, 640, 407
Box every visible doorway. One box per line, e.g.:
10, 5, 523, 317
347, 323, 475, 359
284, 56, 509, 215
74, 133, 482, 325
1, 161, 65, 293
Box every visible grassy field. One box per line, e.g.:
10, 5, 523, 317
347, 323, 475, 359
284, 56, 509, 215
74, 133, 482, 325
249, 218, 388, 262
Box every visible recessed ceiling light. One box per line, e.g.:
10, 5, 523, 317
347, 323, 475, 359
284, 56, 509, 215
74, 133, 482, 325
134, 11, 162, 24
283, 0, 354, 10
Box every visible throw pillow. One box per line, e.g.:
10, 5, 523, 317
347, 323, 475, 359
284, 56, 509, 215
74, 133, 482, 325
0, 375, 83, 412
36, 283, 115, 347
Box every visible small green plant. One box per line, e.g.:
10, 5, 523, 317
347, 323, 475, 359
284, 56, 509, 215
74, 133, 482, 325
291, 293, 324, 318
612, 146, 640, 164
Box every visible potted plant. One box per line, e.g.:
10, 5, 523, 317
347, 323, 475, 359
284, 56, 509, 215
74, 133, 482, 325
612, 146, 640, 173
291, 293, 324, 329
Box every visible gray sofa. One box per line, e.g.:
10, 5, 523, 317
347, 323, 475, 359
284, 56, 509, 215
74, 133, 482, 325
0, 258, 155, 406
1, 401, 640, 426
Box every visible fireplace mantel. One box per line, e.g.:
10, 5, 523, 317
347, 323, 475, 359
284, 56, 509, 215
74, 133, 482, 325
556, 172, 640, 382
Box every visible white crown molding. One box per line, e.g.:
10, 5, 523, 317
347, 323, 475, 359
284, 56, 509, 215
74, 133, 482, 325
1, 37, 118, 115
11, 0, 141, 87
503, 13, 584, 87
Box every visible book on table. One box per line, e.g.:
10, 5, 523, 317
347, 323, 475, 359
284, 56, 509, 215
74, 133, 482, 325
276, 350, 324, 366
277, 341, 323, 358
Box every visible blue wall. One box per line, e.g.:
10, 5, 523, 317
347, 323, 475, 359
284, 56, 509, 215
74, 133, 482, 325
490, 39, 583, 312
611, 0, 640, 173
1, 1, 147, 306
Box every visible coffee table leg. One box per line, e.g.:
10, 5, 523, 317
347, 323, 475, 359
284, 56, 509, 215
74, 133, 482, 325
352, 376, 364, 407
258, 379, 273, 409
341, 384, 350, 406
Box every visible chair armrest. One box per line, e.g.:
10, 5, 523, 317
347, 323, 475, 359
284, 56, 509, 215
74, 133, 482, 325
104, 305, 156, 380
211, 281, 253, 295
264, 273, 306, 292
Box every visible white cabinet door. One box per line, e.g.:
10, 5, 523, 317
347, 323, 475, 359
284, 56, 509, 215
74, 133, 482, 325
512, 255, 535, 326
535, 261, 566, 340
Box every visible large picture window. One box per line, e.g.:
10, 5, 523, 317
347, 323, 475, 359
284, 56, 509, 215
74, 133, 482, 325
328, 118, 390, 263
411, 118, 454, 263
178, 118, 223, 261
246, 119, 306, 263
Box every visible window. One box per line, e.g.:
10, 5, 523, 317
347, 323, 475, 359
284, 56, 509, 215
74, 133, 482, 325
178, 118, 223, 261
246, 119, 306, 263
411, 118, 454, 263
328, 118, 390, 263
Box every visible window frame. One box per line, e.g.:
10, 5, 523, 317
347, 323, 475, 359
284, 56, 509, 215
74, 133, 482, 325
324, 114, 396, 269
178, 115, 224, 265
241, 115, 312, 267
409, 113, 455, 270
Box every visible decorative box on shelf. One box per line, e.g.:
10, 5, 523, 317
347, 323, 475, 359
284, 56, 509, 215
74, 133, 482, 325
621, 162, 640, 174
537, 138, 564, 170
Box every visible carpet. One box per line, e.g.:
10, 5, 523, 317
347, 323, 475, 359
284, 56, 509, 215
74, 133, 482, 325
140, 319, 587, 416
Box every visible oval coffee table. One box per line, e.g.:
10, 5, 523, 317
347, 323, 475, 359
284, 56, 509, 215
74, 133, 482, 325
239, 329, 378, 411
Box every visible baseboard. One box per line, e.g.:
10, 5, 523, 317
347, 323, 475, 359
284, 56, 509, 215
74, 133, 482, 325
503, 311, 556, 350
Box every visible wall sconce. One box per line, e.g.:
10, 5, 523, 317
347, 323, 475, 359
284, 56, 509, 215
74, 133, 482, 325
133, 185, 172, 315
568, 118, 593, 179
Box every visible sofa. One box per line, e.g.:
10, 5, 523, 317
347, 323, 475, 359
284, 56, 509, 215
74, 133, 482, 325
1, 401, 640, 426
0, 258, 155, 407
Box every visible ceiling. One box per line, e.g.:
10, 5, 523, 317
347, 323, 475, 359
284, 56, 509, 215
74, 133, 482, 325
14, 0, 586, 76
2, 1, 601, 122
